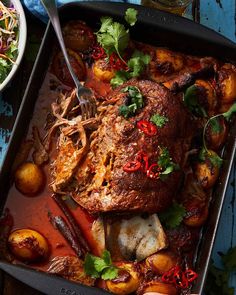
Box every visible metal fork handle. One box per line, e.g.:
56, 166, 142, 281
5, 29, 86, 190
41, 0, 83, 93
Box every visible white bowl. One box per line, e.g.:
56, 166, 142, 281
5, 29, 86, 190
0, 0, 27, 92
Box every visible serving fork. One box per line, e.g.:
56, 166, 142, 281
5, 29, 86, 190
40, 0, 96, 120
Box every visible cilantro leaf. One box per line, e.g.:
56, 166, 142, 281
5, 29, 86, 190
119, 86, 144, 118
101, 266, 119, 280
157, 147, 179, 177
96, 15, 129, 60
0, 58, 10, 83
110, 51, 150, 88
150, 114, 169, 128
199, 148, 223, 168
223, 103, 236, 121
184, 85, 208, 117
99, 17, 113, 33
84, 250, 119, 280
110, 71, 129, 88
159, 201, 186, 229
209, 117, 223, 134
125, 8, 138, 26
128, 50, 151, 78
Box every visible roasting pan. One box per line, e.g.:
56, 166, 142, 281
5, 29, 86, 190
0, 2, 236, 294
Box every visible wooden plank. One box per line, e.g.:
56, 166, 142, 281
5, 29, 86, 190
199, 0, 236, 41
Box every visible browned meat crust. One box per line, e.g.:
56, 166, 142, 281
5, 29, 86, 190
73, 79, 196, 214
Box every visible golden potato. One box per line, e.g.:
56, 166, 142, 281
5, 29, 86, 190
63, 21, 95, 52
218, 64, 236, 103
195, 152, 220, 189
206, 116, 228, 150
146, 251, 178, 275
93, 59, 115, 82
106, 262, 140, 295
184, 199, 208, 227
14, 162, 44, 195
53, 49, 86, 87
8, 229, 49, 262
156, 48, 184, 73
142, 281, 177, 295
195, 79, 217, 113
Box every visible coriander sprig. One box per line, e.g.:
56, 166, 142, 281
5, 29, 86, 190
84, 250, 119, 280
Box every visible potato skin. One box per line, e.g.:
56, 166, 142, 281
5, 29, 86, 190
183, 199, 208, 227
146, 251, 178, 275
142, 281, 177, 295
14, 162, 44, 195
93, 59, 115, 82
206, 117, 228, 150
195, 155, 220, 189
218, 64, 236, 103
63, 21, 95, 52
106, 262, 140, 295
8, 229, 49, 262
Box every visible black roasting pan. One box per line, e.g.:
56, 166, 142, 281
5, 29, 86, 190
0, 2, 236, 294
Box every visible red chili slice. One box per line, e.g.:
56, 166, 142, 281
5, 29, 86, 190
137, 120, 157, 136
162, 266, 180, 284
147, 164, 161, 179
92, 45, 106, 60
136, 151, 149, 172
123, 160, 141, 172
184, 269, 198, 283
174, 270, 189, 289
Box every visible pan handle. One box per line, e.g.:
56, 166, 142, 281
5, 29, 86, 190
0, 262, 110, 295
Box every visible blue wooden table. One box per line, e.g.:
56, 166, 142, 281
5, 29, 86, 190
0, 0, 235, 293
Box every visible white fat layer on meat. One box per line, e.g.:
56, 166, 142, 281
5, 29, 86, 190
106, 214, 168, 261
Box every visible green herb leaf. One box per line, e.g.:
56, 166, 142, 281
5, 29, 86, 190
125, 8, 138, 26
84, 250, 119, 280
101, 266, 119, 280
128, 50, 151, 78
223, 103, 236, 121
199, 148, 223, 168
0, 58, 10, 83
110, 71, 129, 88
209, 117, 223, 134
96, 16, 129, 59
158, 147, 179, 177
159, 201, 186, 229
184, 85, 208, 117
150, 114, 169, 128
119, 86, 144, 118
99, 17, 113, 33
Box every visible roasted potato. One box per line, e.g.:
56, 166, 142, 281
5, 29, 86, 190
93, 59, 115, 82
106, 262, 140, 295
218, 64, 236, 103
183, 199, 208, 227
142, 281, 177, 295
14, 162, 44, 195
53, 49, 86, 87
8, 229, 49, 262
195, 151, 221, 189
195, 79, 217, 114
146, 251, 179, 275
156, 48, 184, 73
63, 21, 95, 52
206, 116, 228, 150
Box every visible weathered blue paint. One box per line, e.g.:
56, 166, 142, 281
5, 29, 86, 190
200, 0, 236, 42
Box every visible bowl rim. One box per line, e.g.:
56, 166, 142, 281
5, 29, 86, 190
0, 0, 27, 92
